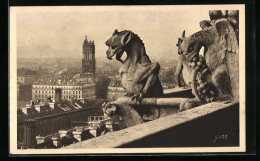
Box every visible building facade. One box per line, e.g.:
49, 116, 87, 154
32, 84, 96, 102
17, 69, 38, 84
107, 86, 125, 101
107, 78, 125, 101
17, 69, 38, 104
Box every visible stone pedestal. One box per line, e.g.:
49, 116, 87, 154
35, 136, 45, 144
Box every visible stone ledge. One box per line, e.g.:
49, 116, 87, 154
163, 87, 193, 98
62, 101, 238, 149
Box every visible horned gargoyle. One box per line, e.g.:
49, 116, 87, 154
102, 29, 164, 121
175, 10, 239, 110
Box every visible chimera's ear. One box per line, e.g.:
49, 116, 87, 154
113, 29, 118, 35
182, 30, 185, 38
121, 31, 132, 46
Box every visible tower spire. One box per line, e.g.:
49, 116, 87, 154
82, 35, 96, 78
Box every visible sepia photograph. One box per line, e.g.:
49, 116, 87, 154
9, 5, 245, 154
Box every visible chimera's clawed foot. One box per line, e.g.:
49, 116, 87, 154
179, 98, 201, 112
131, 93, 143, 104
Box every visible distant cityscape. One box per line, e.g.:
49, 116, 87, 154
17, 35, 185, 149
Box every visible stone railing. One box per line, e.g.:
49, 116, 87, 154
102, 87, 194, 127
62, 101, 239, 148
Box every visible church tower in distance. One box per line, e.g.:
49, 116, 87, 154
82, 36, 96, 78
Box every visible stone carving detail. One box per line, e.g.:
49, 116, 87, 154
101, 10, 239, 124
103, 29, 164, 121
176, 10, 239, 107
174, 46, 217, 104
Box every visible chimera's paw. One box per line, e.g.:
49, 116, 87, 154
179, 99, 200, 112
131, 93, 143, 104
179, 102, 195, 112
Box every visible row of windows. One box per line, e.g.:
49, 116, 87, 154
33, 86, 82, 90
25, 77, 37, 80
34, 95, 54, 98
33, 90, 81, 94
34, 95, 81, 99
33, 93, 83, 97
17, 77, 36, 80
108, 91, 125, 95
17, 77, 24, 81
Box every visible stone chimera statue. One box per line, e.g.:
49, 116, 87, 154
102, 29, 164, 121
175, 10, 239, 110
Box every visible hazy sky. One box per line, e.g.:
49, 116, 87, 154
13, 6, 212, 60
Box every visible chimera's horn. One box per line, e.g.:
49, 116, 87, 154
182, 30, 185, 38
113, 29, 118, 35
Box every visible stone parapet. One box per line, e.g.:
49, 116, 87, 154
62, 101, 238, 149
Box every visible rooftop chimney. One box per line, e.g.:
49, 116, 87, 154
30, 100, 35, 107
47, 96, 52, 103
49, 102, 55, 110
35, 104, 42, 112
22, 107, 28, 115
79, 98, 86, 104
55, 88, 62, 104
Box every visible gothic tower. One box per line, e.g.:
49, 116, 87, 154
82, 36, 96, 77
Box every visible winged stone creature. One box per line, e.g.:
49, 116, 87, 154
102, 29, 164, 120
175, 10, 239, 110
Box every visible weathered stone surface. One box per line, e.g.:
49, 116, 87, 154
115, 104, 144, 127
62, 101, 237, 149
176, 10, 239, 102
102, 96, 191, 126
103, 29, 164, 119
163, 87, 193, 98
113, 96, 189, 106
